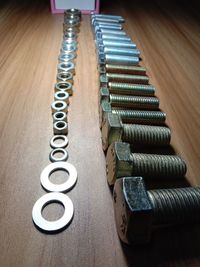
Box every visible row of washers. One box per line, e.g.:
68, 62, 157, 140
32, 9, 81, 233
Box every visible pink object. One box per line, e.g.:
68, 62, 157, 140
50, 0, 100, 14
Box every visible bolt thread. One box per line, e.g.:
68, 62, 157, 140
148, 187, 200, 225
122, 124, 171, 146
110, 95, 159, 109
107, 73, 149, 84
106, 64, 146, 75
109, 82, 155, 96
130, 153, 187, 178
112, 109, 166, 124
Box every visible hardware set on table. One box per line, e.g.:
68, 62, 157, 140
31, 9, 200, 245
91, 13, 200, 245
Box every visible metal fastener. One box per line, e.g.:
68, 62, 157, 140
53, 111, 68, 123
58, 53, 76, 63
106, 142, 187, 185
107, 82, 155, 95
53, 121, 68, 135
98, 54, 139, 67
100, 88, 159, 109
51, 100, 68, 114
101, 113, 170, 150
54, 91, 69, 103
99, 47, 140, 57
99, 40, 137, 49
64, 8, 81, 19
100, 73, 149, 86
57, 72, 73, 84
91, 14, 124, 23
114, 176, 200, 244
57, 62, 75, 75
100, 101, 166, 127
99, 64, 146, 75
55, 81, 73, 95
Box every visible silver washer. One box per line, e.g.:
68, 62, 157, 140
50, 135, 69, 148
40, 162, 77, 192
32, 192, 74, 232
49, 148, 68, 162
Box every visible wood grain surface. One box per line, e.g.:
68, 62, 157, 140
0, 0, 200, 266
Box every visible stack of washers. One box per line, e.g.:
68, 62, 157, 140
91, 13, 200, 245
32, 9, 81, 233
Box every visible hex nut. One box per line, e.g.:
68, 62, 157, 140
64, 8, 81, 19
53, 111, 68, 123
51, 100, 68, 113
54, 91, 69, 103
57, 62, 75, 74
63, 25, 80, 34
57, 72, 73, 83
55, 82, 73, 95
53, 121, 68, 135
58, 53, 76, 63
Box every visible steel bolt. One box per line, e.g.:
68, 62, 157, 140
91, 14, 125, 23
99, 40, 137, 49
99, 47, 140, 57
100, 73, 149, 86
98, 54, 139, 67
100, 88, 159, 109
99, 64, 146, 75
114, 176, 200, 244
101, 113, 170, 150
108, 82, 155, 95
106, 142, 187, 185
100, 101, 166, 127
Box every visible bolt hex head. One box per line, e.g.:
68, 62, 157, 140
113, 177, 153, 244
102, 113, 123, 151
106, 142, 132, 185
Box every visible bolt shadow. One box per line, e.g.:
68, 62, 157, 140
121, 223, 200, 267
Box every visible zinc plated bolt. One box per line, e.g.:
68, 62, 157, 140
96, 29, 127, 38
99, 101, 166, 127
98, 46, 140, 57
100, 73, 149, 86
97, 34, 132, 43
94, 24, 123, 32
91, 17, 123, 25
99, 64, 146, 75
114, 176, 200, 244
91, 14, 125, 23
107, 82, 155, 95
99, 40, 137, 49
106, 142, 187, 185
98, 54, 139, 67
101, 113, 171, 150
100, 88, 159, 109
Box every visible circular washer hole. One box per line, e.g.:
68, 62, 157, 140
58, 83, 70, 89
49, 169, 70, 184
55, 112, 64, 119
55, 102, 64, 108
60, 73, 71, 79
56, 122, 66, 129
42, 201, 65, 221
53, 136, 66, 145
61, 63, 71, 68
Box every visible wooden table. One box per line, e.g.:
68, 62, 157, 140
0, 0, 200, 266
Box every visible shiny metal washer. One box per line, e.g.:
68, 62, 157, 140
32, 192, 74, 232
49, 148, 68, 162
50, 135, 69, 148
40, 162, 77, 192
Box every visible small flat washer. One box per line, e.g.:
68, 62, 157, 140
49, 148, 68, 162
50, 135, 69, 148
32, 192, 74, 232
40, 162, 77, 192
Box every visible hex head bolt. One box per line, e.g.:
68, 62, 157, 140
100, 101, 166, 127
101, 113, 171, 150
99, 54, 139, 67
99, 47, 140, 57
100, 74, 149, 86
100, 88, 159, 109
91, 14, 125, 23
108, 82, 155, 95
100, 64, 146, 75
106, 142, 187, 185
114, 176, 200, 244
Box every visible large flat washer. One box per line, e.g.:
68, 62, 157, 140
32, 192, 73, 232
40, 162, 77, 192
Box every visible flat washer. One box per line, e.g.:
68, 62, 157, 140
50, 135, 69, 148
32, 192, 74, 232
49, 148, 68, 162
40, 162, 77, 192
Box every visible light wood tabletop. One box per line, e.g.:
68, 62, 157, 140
0, 0, 200, 266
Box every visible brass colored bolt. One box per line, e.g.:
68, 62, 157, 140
101, 113, 171, 150
100, 74, 149, 86
101, 64, 146, 75
106, 142, 187, 185
114, 177, 200, 244
99, 101, 166, 127
108, 82, 155, 96
100, 88, 159, 109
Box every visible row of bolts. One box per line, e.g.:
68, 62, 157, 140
91, 13, 200, 244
